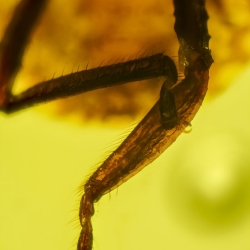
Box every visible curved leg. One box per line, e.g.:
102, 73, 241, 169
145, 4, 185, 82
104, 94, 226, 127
0, 1, 213, 250
77, 0, 213, 249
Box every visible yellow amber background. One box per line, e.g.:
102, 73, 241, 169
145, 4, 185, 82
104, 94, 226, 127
0, 1, 250, 250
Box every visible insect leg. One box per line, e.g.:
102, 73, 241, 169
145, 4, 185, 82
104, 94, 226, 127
3, 54, 177, 113
78, 1, 214, 249
0, 0, 48, 108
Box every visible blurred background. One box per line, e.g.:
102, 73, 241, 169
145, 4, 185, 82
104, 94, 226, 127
0, 0, 250, 250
